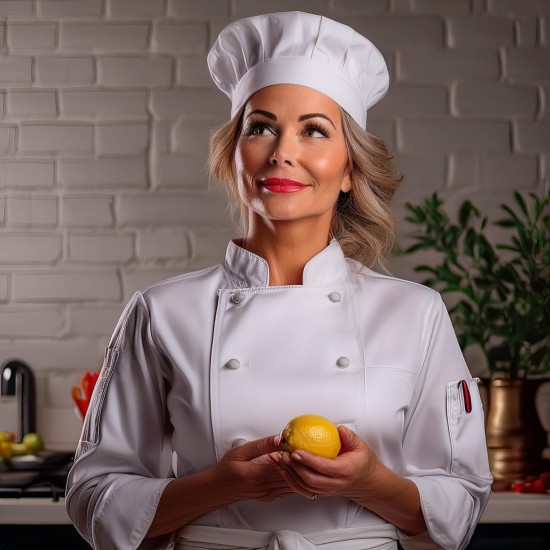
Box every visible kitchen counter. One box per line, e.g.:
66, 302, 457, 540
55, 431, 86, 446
1, 492, 549, 525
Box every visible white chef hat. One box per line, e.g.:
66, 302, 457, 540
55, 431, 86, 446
207, 11, 389, 129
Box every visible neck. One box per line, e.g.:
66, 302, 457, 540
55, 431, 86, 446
243, 216, 332, 286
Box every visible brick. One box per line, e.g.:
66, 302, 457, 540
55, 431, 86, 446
506, 49, 550, 82
515, 122, 550, 153
177, 55, 212, 87
98, 56, 172, 87
0, 92, 4, 118
487, 0, 550, 16
36, 57, 94, 86
543, 16, 549, 47
0, 339, 101, 372
68, 233, 134, 262
0, 57, 32, 84
0, 1, 32, 16
153, 22, 208, 54
411, 0, 469, 14
0, 197, 4, 224
399, 120, 510, 154
96, 124, 149, 156
13, 269, 120, 301
121, 266, 188, 299
399, 49, 500, 82
151, 90, 229, 120
449, 152, 479, 188
61, 196, 114, 227
117, 193, 230, 226
137, 227, 190, 260
59, 158, 147, 187
0, 273, 7, 301
8, 91, 57, 117
453, 83, 538, 118
191, 228, 235, 262
516, 17, 538, 48
0, 127, 15, 154
62, 91, 148, 119
155, 154, 207, 188
447, 17, 515, 48
168, 0, 229, 18
70, 304, 124, 336
370, 85, 447, 117
345, 16, 444, 50
9, 197, 58, 226
0, 233, 61, 263
61, 23, 149, 51
7, 24, 57, 51
174, 119, 211, 155
391, 0, 413, 12
233, 0, 331, 18
152, 122, 170, 155
20, 125, 93, 154
38, 0, 103, 17
480, 154, 538, 190
0, 161, 55, 188
545, 86, 550, 119
329, 0, 388, 15
394, 153, 446, 195
109, 0, 165, 17
0, 307, 65, 337
366, 119, 395, 151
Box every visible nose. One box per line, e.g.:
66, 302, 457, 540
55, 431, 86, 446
269, 133, 295, 166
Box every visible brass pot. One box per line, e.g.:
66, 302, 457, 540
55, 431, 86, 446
486, 379, 547, 490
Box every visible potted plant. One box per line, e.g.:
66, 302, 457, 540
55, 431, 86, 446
402, 191, 549, 488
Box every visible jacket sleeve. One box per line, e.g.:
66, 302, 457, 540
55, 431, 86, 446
398, 293, 493, 550
66, 292, 175, 550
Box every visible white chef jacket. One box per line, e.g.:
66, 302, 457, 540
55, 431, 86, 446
66, 239, 492, 550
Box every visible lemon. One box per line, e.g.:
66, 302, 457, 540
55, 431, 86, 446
280, 414, 341, 458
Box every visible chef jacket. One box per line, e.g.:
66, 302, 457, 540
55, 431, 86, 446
66, 239, 492, 550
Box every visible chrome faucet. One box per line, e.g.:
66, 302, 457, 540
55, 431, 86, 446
1, 359, 36, 441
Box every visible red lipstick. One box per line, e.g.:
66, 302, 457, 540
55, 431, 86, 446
261, 178, 307, 193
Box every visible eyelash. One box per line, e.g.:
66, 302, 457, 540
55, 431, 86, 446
242, 119, 331, 138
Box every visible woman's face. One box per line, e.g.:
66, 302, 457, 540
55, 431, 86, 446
234, 84, 351, 228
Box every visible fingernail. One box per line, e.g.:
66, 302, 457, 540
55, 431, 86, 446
273, 435, 281, 446
291, 452, 302, 461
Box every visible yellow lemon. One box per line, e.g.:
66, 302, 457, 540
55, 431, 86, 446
280, 414, 341, 458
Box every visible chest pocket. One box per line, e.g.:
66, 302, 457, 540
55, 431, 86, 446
446, 378, 491, 478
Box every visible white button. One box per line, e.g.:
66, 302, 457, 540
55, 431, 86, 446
230, 291, 246, 305
336, 356, 350, 369
328, 292, 342, 302
232, 438, 247, 448
225, 359, 241, 370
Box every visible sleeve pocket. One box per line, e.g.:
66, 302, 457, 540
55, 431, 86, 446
446, 378, 491, 479
80, 346, 119, 446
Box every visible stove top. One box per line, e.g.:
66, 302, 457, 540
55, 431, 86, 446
0, 451, 74, 501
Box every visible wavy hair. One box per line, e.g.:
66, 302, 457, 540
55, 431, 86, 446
208, 106, 402, 269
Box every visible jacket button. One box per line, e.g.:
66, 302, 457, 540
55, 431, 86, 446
328, 292, 342, 302
225, 359, 241, 370
230, 291, 246, 305
336, 356, 350, 369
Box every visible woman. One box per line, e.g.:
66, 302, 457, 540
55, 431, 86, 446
66, 12, 492, 550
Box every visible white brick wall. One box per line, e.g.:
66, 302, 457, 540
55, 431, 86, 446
0, 0, 547, 449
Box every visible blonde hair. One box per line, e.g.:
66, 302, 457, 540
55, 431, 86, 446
209, 106, 402, 269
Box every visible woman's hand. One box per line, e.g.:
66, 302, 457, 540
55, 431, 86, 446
276, 425, 377, 500
213, 435, 294, 503
276, 426, 427, 536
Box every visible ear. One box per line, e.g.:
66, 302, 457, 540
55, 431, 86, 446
340, 169, 352, 193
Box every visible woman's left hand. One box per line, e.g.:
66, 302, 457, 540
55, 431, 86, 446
276, 425, 380, 501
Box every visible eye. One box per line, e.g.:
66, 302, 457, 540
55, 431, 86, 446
303, 123, 330, 138
243, 120, 274, 136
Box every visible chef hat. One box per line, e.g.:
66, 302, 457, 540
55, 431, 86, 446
207, 11, 389, 129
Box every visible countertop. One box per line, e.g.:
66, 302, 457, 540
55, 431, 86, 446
0, 492, 549, 525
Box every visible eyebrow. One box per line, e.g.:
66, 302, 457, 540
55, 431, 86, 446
247, 109, 336, 130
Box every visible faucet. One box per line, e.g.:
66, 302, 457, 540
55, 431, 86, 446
1, 359, 36, 441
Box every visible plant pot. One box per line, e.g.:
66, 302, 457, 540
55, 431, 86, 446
485, 379, 547, 490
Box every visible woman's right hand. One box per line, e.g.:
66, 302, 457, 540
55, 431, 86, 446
213, 435, 293, 503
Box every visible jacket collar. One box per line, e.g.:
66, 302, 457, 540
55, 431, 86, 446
224, 239, 348, 288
